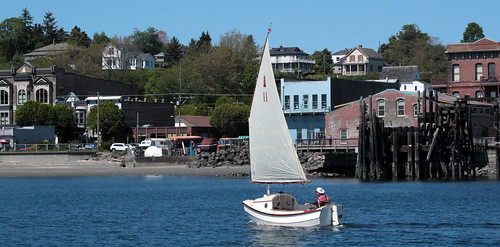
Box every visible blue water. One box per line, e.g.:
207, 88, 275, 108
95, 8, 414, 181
0, 176, 499, 246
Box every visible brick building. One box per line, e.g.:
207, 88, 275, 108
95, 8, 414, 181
433, 38, 500, 98
325, 89, 495, 147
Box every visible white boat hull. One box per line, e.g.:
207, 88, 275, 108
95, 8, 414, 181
242, 194, 343, 227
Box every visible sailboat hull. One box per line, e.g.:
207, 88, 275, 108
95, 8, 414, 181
242, 194, 343, 227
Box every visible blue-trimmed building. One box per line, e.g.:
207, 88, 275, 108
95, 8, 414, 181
280, 77, 398, 143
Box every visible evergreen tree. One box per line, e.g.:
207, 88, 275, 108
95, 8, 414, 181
66, 25, 91, 47
461, 22, 485, 43
164, 36, 183, 66
91, 32, 110, 45
42, 11, 58, 44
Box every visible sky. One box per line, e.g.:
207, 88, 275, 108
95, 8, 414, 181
3, 0, 500, 54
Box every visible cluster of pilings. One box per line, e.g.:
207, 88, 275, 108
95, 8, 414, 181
356, 91, 480, 180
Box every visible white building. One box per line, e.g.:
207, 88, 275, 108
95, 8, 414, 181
340, 45, 385, 75
102, 43, 155, 70
379, 66, 430, 94
270, 46, 314, 73
331, 49, 349, 74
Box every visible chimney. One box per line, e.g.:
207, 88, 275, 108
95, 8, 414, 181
358, 45, 362, 48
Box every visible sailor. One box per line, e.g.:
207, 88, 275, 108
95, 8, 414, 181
305, 187, 330, 207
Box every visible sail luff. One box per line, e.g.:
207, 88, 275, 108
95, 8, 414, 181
249, 36, 308, 184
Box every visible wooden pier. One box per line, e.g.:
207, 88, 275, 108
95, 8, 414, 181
356, 91, 498, 180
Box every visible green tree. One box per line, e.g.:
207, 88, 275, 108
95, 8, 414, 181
163, 36, 183, 67
129, 27, 164, 55
86, 101, 126, 142
0, 17, 21, 61
180, 103, 211, 116
42, 11, 58, 44
461, 22, 485, 43
91, 32, 110, 45
48, 104, 75, 142
66, 25, 91, 47
210, 102, 250, 137
310, 49, 333, 74
15, 101, 51, 125
15, 101, 74, 142
381, 24, 447, 81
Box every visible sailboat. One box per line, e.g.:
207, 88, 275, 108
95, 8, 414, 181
242, 32, 343, 227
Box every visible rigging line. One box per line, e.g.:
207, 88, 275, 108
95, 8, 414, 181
66, 92, 253, 98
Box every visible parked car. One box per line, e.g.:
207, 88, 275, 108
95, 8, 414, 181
198, 138, 218, 152
110, 143, 128, 151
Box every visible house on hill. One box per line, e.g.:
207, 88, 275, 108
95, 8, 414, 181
331, 49, 350, 74
102, 43, 155, 70
24, 42, 74, 61
270, 46, 314, 73
340, 45, 385, 75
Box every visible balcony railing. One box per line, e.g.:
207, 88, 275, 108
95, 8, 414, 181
295, 138, 358, 152
283, 106, 330, 115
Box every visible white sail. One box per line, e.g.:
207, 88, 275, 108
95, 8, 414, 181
249, 36, 308, 184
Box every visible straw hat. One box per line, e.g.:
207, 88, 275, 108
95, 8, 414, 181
316, 187, 325, 194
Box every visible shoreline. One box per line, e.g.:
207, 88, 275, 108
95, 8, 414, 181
0, 160, 252, 178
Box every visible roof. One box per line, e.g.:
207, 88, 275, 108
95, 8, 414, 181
179, 116, 213, 127
24, 43, 74, 57
446, 38, 500, 53
270, 46, 309, 56
333, 49, 350, 56
356, 47, 384, 60
379, 66, 419, 82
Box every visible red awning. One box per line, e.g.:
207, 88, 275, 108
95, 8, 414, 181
0, 139, 10, 144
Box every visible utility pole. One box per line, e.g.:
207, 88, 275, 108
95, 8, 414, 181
97, 92, 100, 151
135, 112, 139, 143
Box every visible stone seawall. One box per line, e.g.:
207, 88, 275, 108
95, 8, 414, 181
193, 147, 356, 177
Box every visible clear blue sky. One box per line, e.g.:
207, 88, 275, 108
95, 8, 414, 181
4, 0, 500, 54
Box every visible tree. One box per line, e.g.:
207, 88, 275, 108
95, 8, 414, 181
0, 17, 21, 61
381, 24, 447, 81
48, 104, 75, 142
129, 27, 164, 55
164, 36, 183, 66
461, 22, 485, 43
310, 49, 333, 74
219, 29, 258, 60
42, 11, 58, 44
210, 101, 250, 137
86, 101, 126, 142
66, 25, 91, 47
91, 32, 110, 45
15, 101, 74, 142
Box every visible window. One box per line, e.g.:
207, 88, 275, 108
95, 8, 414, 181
294, 95, 299, 110
476, 63, 483, 81
340, 129, 347, 144
488, 63, 496, 78
0, 112, 8, 125
284, 95, 290, 110
297, 129, 302, 140
377, 99, 385, 117
321, 94, 327, 109
303, 95, 309, 109
491, 91, 497, 98
312, 94, 318, 109
397, 99, 405, 116
358, 55, 363, 62
349, 55, 355, 62
453, 91, 460, 97
36, 89, 48, 103
0, 90, 8, 105
476, 91, 484, 98
18, 89, 26, 104
413, 104, 420, 116
453, 65, 460, 82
